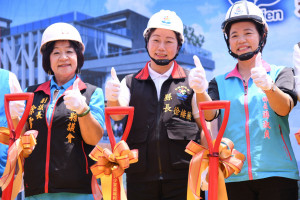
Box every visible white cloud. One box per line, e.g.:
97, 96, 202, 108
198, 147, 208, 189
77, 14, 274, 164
196, 2, 220, 16
105, 0, 155, 17
190, 23, 205, 35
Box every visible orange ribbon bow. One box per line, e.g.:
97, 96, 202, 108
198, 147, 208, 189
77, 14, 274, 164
185, 138, 245, 200
0, 128, 38, 200
89, 140, 138, 200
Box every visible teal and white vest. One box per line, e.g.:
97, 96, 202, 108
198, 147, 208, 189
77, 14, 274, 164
215, 63, 299, 182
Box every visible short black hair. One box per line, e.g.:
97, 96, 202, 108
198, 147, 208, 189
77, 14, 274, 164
41, 40, 84, 75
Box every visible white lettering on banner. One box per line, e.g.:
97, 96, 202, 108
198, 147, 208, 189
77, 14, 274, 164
255, 0, 281, 7
295, 0, 300, 17
228, 0, 280, 6
228, 0, 284, 22
261, 8, 283, 22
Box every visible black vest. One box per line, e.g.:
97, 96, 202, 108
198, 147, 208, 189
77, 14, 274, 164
125, 62, 200, 182
24, 80, 97, 197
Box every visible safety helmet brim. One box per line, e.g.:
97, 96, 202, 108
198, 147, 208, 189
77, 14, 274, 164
40, 22, 85, 54
143, 10, 184, 44
221, 1, 268, 34
221, 15, 264, 32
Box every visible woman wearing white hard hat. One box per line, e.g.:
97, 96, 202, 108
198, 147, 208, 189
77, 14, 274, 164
188, 1, 299, 200
23, 22, 105, 200
105, 10, 206, 200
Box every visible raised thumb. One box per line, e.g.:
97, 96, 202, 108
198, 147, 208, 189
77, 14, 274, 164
72, 78, 80, 91
111, 67, 119, 81
255, 52, 263, 68
193, 55, 205, 71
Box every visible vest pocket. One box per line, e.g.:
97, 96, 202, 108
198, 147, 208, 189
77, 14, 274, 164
166, 120, 198, 170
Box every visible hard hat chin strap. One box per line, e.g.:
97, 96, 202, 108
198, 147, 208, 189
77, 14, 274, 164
145, 41, 181, 66
149, 53, 179, 66
224, 33, 265, 61
150, 58, 174, 66
229, 46, 261, 61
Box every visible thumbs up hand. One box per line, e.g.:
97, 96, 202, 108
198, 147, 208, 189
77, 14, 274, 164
105, 67, 121, 102
64, 78, 87, 114
188, 55, 208, 93
293, 43, 300, 101
251, 53, 273, 91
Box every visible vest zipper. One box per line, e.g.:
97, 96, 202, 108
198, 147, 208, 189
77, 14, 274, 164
45, 108, 51, 193
44, 94, 63, 193
156, 106, 163, 179
151, 79, 164, 179
156, 84, 163, 180
243, 79, 253, 180
243, 80, 248, 95
44, 97, 52, 193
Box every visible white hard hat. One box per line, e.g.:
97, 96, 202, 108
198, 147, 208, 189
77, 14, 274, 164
221, 1, 268, 34
143, 10, 184, 43
40, 22, 85, 54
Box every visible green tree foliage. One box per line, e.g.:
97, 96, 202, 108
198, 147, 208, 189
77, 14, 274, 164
183, 25, 205, 48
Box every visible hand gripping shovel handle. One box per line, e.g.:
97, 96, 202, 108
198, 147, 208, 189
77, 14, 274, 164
105, 107, 134, 149
3, 93, 34, 200
198, 100, 230, 200
4, 93, 34, 144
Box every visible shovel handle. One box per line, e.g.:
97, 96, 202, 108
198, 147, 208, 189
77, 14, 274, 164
105, 107, 134, 149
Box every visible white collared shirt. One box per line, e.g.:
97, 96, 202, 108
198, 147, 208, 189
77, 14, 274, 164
119, 63, 199, 119
148, 62, 174, 99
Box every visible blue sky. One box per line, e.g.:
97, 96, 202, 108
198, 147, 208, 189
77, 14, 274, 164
1, 0, 299, 76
